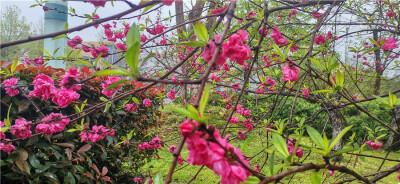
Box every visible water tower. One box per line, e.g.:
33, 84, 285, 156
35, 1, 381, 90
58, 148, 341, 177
44, 0, 68, 69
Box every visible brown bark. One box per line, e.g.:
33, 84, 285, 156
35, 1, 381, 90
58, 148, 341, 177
373, 31, 382, 95
175, 0, 186, 32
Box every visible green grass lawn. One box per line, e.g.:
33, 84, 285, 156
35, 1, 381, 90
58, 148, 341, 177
140, 104, 400, 184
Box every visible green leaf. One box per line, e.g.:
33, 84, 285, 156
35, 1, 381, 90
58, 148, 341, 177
125, 23, 141, 77
180, 41, 207, 47
272, 134, 289, 159
132, 97, 140, 104
172, 108, 195, 119
75, 59, 92, 66
331, 148, 356, 156
152, 172, 162, 184
193, 22, 208, 42
328, 126, 353, 152
199, 84, 211, 116
92, 69, 131, 76
309, 58, 326, 71
241, 176, 260, 184
306, 126, 324, 150
310, 89, 332, 94
11, 58, 18, 74
362, 47, 379, 56
187, 104, 200, 121
389, 91, 397, 108
142, 3, 156, 14
268, 151, 275, 176
52, 34, 66, 40
310, 172, 321, 184
106, 79, 128, 90
335, 70, 344, 87
272, 44, 285, 57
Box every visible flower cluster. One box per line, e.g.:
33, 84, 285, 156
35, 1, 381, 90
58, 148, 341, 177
2, 77, 19, 97
10, 118, 32, 139
125, 103, 139, 112
366, 140, 382, 150
211, 6, 227, 15
167, 89, 176, 100
67, 36, 83, 49
287, 139, 303, 158
138, 137, 162, 151
180, 120, 251, 184
101, 76, 122, 97
146, 24, 166, 35
143, 99, 152, 107
222, 30, 252, 65
80, 125, 115, 143
60, 67, 81, 91
36, 113, 70, 135
270, 26, 289, 46
202, 34, 227, 66
91, 45, 109, 58
87, 0, 106, 7
378, 38, 398, 50
282, 59, 300, 82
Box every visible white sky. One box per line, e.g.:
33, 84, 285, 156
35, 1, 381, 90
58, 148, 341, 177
0, 0, 171, 41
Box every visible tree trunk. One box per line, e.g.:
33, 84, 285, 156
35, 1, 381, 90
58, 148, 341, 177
327, 105, 343, 161
175, 0, 186, 32
385, 107, 400, 147
206, 0, 216, 30
373, 31, 382, 95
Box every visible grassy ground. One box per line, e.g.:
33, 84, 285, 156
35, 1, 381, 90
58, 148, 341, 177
141, 104, 400, 184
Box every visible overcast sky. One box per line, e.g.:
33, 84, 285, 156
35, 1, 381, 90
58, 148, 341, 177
0, 0, 171, 41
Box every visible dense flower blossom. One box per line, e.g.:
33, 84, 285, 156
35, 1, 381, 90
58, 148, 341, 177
290, 44, 299, 52
258, 27, 269, 37
29, 74, 57, 100
315, 35, 327, 45
167, 89, 176, 100
255, 165, 261, 171
366, 140, 382, 150
282, 59, 300, 82
238, 130, 246, 139
161, 0, 175, 6
24, 57, 31, 65
171, 76, 178, 82
287, 139, 303, 158
141, 34, 147, 42
134, 177, 141, 183
52, 88, 80, 108
202, 34, 226, 66
0, 142, 16, 154
91, 45, 109, 58
222, 30, 252, 65
80, 125, 115, 142
10, 118, 32, 139
36, 113, 70, 135
60, 67, 81, 91
211, 6, 227, 15
386, 10, 395, 17
138, 137, 163, 151
312, 11, 322, 19
379, 65, 384, 70
3, 77, 19, 97
210, 74, 221, 82
232, 83, 240, 90
67, 36, 83, 48
0, 122, 5, 140
378, 38, 398, 50
288, 9, 297, 18
115, 42, 127, 50
168, 145, 177, 153
143, 99, 152, 107
33, 56, 44, 66
146, 24, 166, 35
270, 26, 289, 46
125, 103, 139, 112
229, 116, 239, 124
353, 94, 358, 99
101, 76, 122, 97
178, 154, 184, 165
303, 88, 309, 98
87, 0, 106, 7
